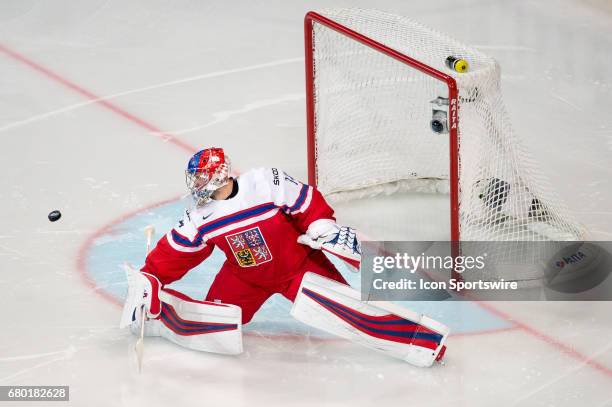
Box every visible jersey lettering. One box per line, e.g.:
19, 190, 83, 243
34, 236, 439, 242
272, 168, 280, 185
284, 173, 299, 186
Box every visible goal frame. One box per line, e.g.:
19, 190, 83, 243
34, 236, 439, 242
304, 11, 461, 242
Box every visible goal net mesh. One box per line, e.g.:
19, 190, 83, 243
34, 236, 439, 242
310, 9, 584, 241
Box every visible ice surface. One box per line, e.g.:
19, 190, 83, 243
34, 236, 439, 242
1, 0, 611, 406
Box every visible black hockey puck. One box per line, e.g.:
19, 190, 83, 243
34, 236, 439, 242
48, 210, 62, 222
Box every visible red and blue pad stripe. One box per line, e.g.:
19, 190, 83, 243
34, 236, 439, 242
160, 303, 238, 336
302, 287, 443, 350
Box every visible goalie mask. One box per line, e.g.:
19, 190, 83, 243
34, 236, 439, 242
185, 148, 231, 206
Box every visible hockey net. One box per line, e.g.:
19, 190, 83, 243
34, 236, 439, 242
306, 9, 585, 242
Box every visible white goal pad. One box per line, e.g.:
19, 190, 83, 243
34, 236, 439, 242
154, 288, 243, 355
121, 265, 242, 355
291, 272, 449, 367
124, 288, 242, 355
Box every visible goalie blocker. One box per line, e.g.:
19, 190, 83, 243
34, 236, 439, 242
291, 272, 449, 367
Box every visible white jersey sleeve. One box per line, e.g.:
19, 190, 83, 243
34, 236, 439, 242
269, 168, 314, 215
166, 208, 208, 253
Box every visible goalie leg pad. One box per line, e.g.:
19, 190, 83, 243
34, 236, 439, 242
155, 288, 243, 355
290, 272, 449, 367
127, 288, 243, 355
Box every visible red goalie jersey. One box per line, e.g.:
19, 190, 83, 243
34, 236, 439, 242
141, 168, 346, 322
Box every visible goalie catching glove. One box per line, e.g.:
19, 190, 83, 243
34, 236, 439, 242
119, 266, 162, 328
298, 219, 361, 270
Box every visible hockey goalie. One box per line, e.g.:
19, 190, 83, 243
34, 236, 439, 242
119, 147, 449, 367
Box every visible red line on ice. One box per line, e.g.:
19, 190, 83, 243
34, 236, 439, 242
75, 195, 183, 307
477, 302, 612, 378
3, 42, 611, 379
0, 43, 197, 154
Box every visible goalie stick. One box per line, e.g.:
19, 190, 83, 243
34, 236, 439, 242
135, 225, 155, 373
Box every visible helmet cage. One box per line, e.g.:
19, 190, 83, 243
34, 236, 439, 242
185, 150, 231, 206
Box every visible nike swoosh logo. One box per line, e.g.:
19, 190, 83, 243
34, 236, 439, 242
202, 213, 213, 221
